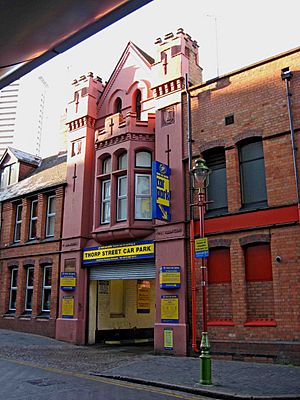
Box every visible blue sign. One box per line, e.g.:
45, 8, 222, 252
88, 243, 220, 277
195, 250, 209, 258
60, 272, 77, 291
152, 161, 171, 221
160, 266, 181, 289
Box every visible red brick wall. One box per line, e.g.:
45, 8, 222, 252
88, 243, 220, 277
183, 50, 300, 361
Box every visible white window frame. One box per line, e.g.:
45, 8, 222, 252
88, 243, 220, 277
25, 267, 34, 312
118, 152, 127, 170
9, 268, 18, 311
45, 195, 56, 237
42, 266, 52, 312
102, 157, 111, 174
101, 179, 111, 224
29, 199, 38, 240
14, 203, 22, 242
135, 151, 152, 168
117, 175, 127, 221
135, 173, 152, 220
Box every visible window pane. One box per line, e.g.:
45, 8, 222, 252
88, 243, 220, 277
240, 141, 263, 162
207, 168, 228, 211
102, 202, 110, 223
44, 267, 52, 287
135, 197, 151, 219
48, 197, 56, 214
46, 216, 55, 237
31, 200, 38, 218
118, 176, 127, 196
118, 153, 127, 170
118, 198, 127, 220
136, 151, 151, 167
43, 289, 51, 311
25, 289, 33, 310
30, 219, 37, 239
12, 269, 18, 287
103, 181, 111, 199
27, 268, 34, 287
9, 290, 17, 310
241, 158, 267, 205
16, 204, 22, 221
103, 157, 111, 174
136, 175, 151, 195
14, 222, 21, 242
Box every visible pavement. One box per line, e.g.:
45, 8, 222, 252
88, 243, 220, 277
0, 329, 299, 399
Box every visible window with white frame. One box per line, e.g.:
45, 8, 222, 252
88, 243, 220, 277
117, 176, 127, 221
42, 266, 52, 312
46, 195, 56, 237
135, 174, 152, 219
14, 203, 22, 242
0, 163, 18, 188
25, 267, 34, 312
29, 199, 38, 239
9, 268, 18, 311
101, 180, 111, 224
135, 151, 151, 168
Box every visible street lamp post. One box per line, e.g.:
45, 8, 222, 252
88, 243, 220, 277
191, 158, 212, 385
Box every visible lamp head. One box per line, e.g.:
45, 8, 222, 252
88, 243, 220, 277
192, 158, 210, 190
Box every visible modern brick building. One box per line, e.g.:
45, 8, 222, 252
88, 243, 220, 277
0, 148, 66, 337
183, 47, 300, 363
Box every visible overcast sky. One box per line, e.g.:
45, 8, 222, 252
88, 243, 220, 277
22, 0, 300, 156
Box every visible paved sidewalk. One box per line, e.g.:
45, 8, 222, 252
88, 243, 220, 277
96, 354, 300, 399
0, 329, 299, 399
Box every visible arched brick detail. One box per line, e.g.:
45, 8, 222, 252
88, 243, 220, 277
7, 260, 19, 268
23, 259, 35, 267
239, 234, 270, 247
209, 238, 231, 248
199, 139, 227, 154
234, 130, 263, 146
39, 257, 53, 266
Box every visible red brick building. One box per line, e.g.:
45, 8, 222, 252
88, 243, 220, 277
184, 47, 300, 363
0, 148, 66, 337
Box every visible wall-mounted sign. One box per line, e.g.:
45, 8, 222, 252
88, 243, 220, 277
60, 272, 77, 291
83, 240, 154, 264
160, 266, 181, 289
161, 295, 179, 323
195, 237, 209, 258
164, 328, 174, 350
62, 296, 74, 319
137, 280, 151, 314
152, 161, 171, 221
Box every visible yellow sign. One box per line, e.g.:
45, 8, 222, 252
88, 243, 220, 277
83, 241, 154, 264
195, 237, 209, 252
164, 328, 173, 350
156, 174, 170, 207
62, 296, 74, 318
160, 266, 181, 289
161, 295, 179, 322
137, 280, 151, 313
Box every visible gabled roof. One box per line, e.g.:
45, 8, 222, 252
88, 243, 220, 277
0, 152, 67, 202
0, 147, 41, 167
97, 41, 154, 107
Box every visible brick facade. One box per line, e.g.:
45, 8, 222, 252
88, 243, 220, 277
183, 48, 300, 364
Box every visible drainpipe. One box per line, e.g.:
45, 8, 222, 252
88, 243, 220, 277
185, 73, 199, 353
281, 68, 300, 221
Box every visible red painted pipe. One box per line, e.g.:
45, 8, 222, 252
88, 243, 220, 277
190, 218, 199, 353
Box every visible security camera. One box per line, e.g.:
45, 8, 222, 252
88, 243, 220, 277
275, 256, 282, 263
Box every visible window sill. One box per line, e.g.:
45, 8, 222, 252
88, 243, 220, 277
208, 319, 234, 326
244, 319, 277, 327
35, 312, 50, 320
3, 312, 16, 318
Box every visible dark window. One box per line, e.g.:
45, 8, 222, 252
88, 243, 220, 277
42, 266, 52, 312
239, 139, 267, 209
205, 148, 228, 215
225, 114, 234, 125
46, 195, 56, 237
25, 267, 34, 312
14, 203, 22, 242
135, 90, 142, 120
9, 268, 18, 311
29, 199, 38, 239
115, 97, 122, 114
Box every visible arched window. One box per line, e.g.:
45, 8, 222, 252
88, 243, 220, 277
239, 138, 267, 209
118, 152, 127, 170
115, 97, 122, 114
135, 151, 151, 168
102, 157, 111, 174
135, 90, 142, 120
204, 147, 228, 215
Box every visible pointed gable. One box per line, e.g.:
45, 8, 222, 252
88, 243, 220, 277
96, 41, 155, 125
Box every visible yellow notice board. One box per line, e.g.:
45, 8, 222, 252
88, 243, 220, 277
137, 280, 151, 314
161, 295, 179, 323
164, 328, 173, 350
160, 266, 181, 289
62, 296, 74, 319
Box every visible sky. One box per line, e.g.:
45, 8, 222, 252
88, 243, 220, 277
19, 0, 300, 156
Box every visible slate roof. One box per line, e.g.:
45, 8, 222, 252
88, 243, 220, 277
0, 152, 67, 202
7, 147, 41, 166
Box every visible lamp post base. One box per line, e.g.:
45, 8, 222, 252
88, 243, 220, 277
200, 331, 212, 385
